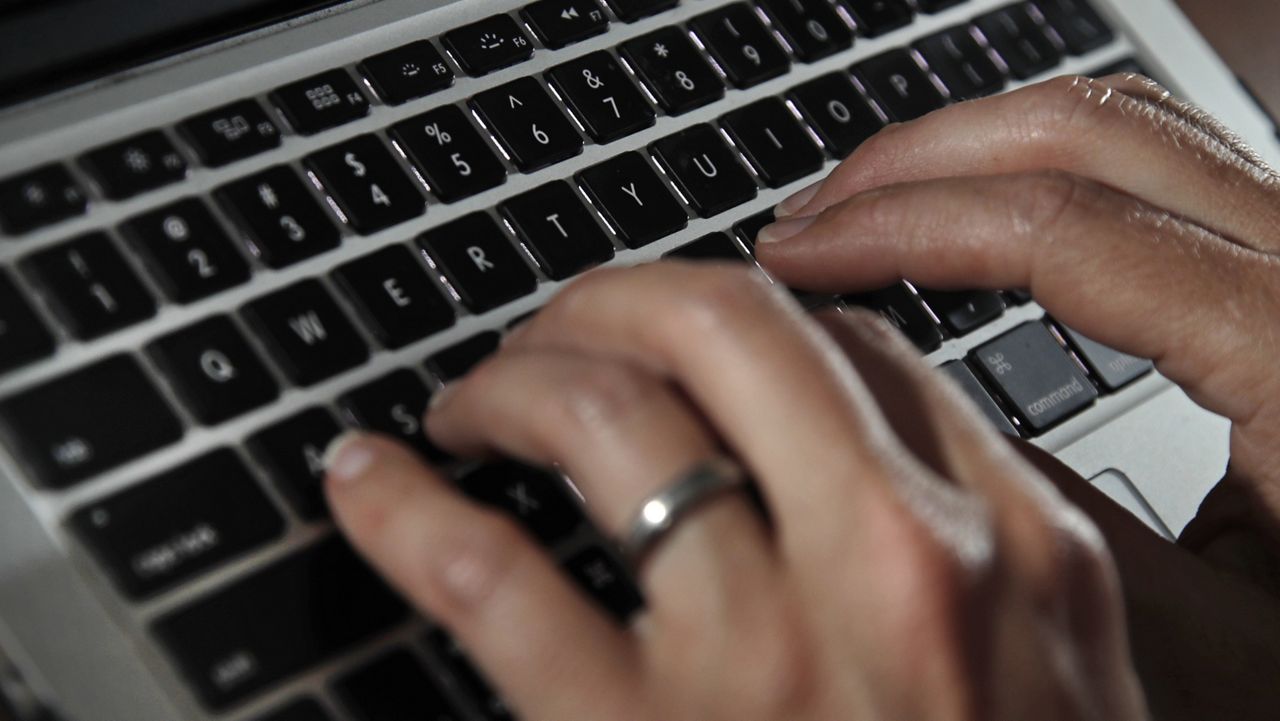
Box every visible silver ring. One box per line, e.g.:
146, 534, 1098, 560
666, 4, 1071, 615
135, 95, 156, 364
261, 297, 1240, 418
621, 457, 747, 568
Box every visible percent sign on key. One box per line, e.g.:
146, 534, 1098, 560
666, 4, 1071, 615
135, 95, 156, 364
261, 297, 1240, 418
424, 123, 452, 145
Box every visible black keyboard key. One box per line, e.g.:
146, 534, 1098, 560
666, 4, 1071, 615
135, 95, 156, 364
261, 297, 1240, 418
153, 537, 407, 711
255, 699, 334, 721
247, 407, 343, 521
391, 106, 508, 203
22, 232, 155, 340
689, 3, 791, 88
918, 289, 1005, 335
843, 285, 942, 352
1004, 288, 1033, 305
334, 649, 465, 721
0, 271, 55, 374
270, 70, 369, 136
146, 316, 279, 425
546, 51, 655, 144
939, 361, 1018, 436
0, 164, 87, 234
665, 232, 747, 261
1058, 325, 1153, 392
523, 0, 610, 49
457, 461, 583, 543
216, 166, 341, 269
854, 49, 948, 122
720, 97, 825, 188
605, 0, 677, 22
757, 0, 854, 62
68, 449, 285, 600
306, 135, 425, 235
620, 27, 724, 115
472, 78, 584, 172
576, 151, 688, 247
975, 4, 1061, 80
915, 25, 1006, 101
788, 73, 884, 158
360, 40, 454, 105
564, 545, 644, 621
242, 280, 369, 386
650, 124, 758, 217
499, 180, 615, 280
333, 245, 455, 349
839, 0, 913, 36
425, 332, 501, 382
417, 213, 538, 313
120, 199, 251, 304
0, 355, 183, 488
424, 629, 513, 721
442, 14, 534, 76
917, 0, 968, 11
1035, 0, 1113, 54
178, 100, 282, 168
732, 208, 776, 250
80, 131, 188, 200
339, 369, 448, 463
972, 322, 1098, 433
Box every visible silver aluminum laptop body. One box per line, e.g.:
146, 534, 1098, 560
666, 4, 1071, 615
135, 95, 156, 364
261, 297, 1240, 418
0, 0, 1274, 719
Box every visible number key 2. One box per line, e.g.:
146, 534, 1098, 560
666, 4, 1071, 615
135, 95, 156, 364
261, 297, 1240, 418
620, 27, 725, 115
120, 199, 251, 304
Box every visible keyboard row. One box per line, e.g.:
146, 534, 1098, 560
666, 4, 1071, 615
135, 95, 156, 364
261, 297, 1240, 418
0, 0, 1114, 381
57, 302, 1147, 715
0, 0, 1112, 234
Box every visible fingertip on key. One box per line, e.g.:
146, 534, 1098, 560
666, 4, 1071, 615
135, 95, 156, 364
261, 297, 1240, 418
757, 215, 817, 245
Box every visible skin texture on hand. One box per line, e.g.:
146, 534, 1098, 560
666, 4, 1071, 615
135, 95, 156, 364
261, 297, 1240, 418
323, 73, 1280, 721
758, 73, 1280, 719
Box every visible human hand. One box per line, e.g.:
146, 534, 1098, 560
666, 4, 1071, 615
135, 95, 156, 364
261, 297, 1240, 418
325, 262, 1148, 721
756, 73, 1280, 718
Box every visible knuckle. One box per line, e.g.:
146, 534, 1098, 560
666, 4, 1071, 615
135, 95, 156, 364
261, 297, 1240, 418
420, 510, 529, 618
657, 266, 779, 339
552, 362, 653, 432
1008, 170, 1099, 237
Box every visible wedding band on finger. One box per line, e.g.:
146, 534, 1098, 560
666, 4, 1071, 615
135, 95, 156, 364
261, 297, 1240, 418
620, 457, 749, 569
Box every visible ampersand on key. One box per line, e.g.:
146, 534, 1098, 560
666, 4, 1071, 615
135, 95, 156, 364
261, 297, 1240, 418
582, 69, 604, 90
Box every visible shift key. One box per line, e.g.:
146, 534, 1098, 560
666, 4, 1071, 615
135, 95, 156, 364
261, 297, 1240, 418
972, 322, 1098, 434
153, 536, 407, 711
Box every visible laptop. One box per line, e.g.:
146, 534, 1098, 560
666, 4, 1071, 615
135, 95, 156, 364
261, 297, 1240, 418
0, 0, 1276, 719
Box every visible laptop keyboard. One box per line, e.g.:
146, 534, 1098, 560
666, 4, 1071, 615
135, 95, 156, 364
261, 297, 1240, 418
0, 0, 1155, 718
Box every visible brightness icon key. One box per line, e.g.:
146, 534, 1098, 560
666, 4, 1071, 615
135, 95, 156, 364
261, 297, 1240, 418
442, 14, 534, 76
360, 40, 455, 105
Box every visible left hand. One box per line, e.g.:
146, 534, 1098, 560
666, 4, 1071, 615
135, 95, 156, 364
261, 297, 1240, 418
324, 262, 1147, 721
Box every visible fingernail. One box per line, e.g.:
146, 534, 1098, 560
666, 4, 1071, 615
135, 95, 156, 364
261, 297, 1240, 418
324, 432, 378, 485
428, 382, 458, 412
757, 215, 817, 245
775, 180, 823, 218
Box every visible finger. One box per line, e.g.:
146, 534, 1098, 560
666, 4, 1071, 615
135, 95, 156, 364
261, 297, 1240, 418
324, 433, 642, 720
502, 262, 902, 560
758, 170, 1280, 426
813, 308, 1088, 586
1097, 73, 1275, 175
776, 74, 1280, 250
426, 349, 780, 629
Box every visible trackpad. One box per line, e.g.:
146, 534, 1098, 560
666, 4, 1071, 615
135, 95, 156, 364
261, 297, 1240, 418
1089, 469, 1175, 540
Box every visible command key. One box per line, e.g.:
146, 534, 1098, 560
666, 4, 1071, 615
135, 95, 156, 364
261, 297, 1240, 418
972, 322, 1098, 434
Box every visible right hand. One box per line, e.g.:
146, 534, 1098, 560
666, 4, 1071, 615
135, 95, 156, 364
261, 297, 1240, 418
755, 73, 1280, 719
